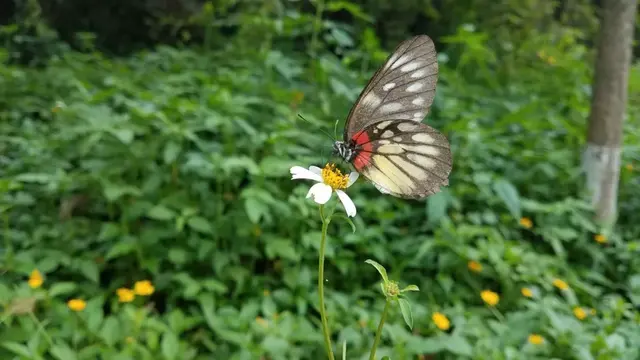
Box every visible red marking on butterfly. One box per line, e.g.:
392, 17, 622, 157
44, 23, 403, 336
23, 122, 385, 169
352, 130, 372, 171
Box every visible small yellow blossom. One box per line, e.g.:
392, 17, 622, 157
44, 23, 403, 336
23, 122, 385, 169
573, 307, 587, 320
521, 287, 533, 298
432, 312, 450, 331
519, 217, 533, 229
528, 334, 544, 345
67, 299, 87, 311
467, 260, 482, 273
133, 280, 154, 296
625, 164, 633, 171
594, 234, 607, 244
28, 270, 43, 289
116, 288, 135, 303
256, 316, 268, 328
481, 290, 499, 306
552, 278, 569, 290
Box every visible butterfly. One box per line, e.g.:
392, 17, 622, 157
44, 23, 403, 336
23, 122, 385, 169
332, 35, 453, 199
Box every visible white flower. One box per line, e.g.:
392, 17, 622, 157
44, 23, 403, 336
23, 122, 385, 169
290, 164, 359, 217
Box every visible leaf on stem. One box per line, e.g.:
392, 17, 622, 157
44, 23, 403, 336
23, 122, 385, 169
398, 298, 413, 330
365, 259, 389, 284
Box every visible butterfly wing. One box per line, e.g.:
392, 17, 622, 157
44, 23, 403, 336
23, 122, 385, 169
343, 35, 438, 140
350, 119, 452, 199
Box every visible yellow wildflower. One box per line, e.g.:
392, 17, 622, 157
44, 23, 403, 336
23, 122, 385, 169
467, 260, 482, 273
528, 334, 544, 345
116, 288, 135, 303
552, 278, 569, 290
28, 270, 43, 289
519, 217, 533, 229
481, 290, 499, 306
521, 287, 533, 298
594, 234, 607, 244
625, 164, 633, 171
573, 307, 587, 320
432, 312, 450, 331
133, 280, 154, 296
67, 299, 86, 312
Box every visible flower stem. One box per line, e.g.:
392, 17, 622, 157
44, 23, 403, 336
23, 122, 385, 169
369, 298, 391, 360
318, 205, 335, 360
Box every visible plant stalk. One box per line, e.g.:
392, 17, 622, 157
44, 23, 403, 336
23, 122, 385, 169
318, 206, 335, 360
369, 298, 391, 360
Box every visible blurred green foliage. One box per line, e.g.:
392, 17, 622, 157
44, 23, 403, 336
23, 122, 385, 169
2, 0, 640, 359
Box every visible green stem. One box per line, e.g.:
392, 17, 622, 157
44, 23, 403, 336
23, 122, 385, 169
369, 298, 391, 360
318, 205, 335, 360
310, 0, 325, 58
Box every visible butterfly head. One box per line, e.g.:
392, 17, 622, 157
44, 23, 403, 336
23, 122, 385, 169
333, 140, 355, 162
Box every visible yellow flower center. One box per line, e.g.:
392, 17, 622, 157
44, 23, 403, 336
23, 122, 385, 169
321, 163, 349, 190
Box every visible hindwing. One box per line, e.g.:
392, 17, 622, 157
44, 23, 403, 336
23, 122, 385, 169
350, 119, 452, 199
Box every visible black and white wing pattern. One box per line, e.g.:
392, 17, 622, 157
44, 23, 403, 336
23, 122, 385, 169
343, 35, 438, 139
349, 119, 452, 199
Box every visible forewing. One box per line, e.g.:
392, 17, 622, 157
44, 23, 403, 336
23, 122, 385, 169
353, 120, 452, 199
344, 35, 438, 139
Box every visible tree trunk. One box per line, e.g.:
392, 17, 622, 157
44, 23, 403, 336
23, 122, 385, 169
583, 0, 638, 223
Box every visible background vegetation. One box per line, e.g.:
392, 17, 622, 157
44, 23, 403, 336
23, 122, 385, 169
1, 0, 640, 359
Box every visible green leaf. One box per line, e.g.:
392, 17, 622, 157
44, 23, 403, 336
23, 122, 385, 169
493, 179, 521, 219
333, 214, 356, 233
262, 336, 289, 355
163, 141, 181, 164
49, 282, 77, 297
445, 335, 473, 356
50, 342, 78, 360
148, 205, 176, 221
161, 332, 180, 360
398, 298, 413, 330
187, 216, 213, 234
102, 184, 141, 202
2, 342, 32, 357
105, 240, 137, 260
365, 259, 389, 283
427, 189, 449, 225
401, 285, 420, 293
76, 259, 99, 283
110, 129, 134, 144
265, 238, 300, 261
244, 197, 269, 224
99, 317, 120, 346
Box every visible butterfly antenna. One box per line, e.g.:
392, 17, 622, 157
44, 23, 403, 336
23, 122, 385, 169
297, 114, 336, 142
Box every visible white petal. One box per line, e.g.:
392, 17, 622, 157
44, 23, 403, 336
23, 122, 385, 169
336, 190, 357, 217
291, 166, 323, 182
346, 172, 360, 187
309, 166, 323, 175
306, 183, 333, 204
